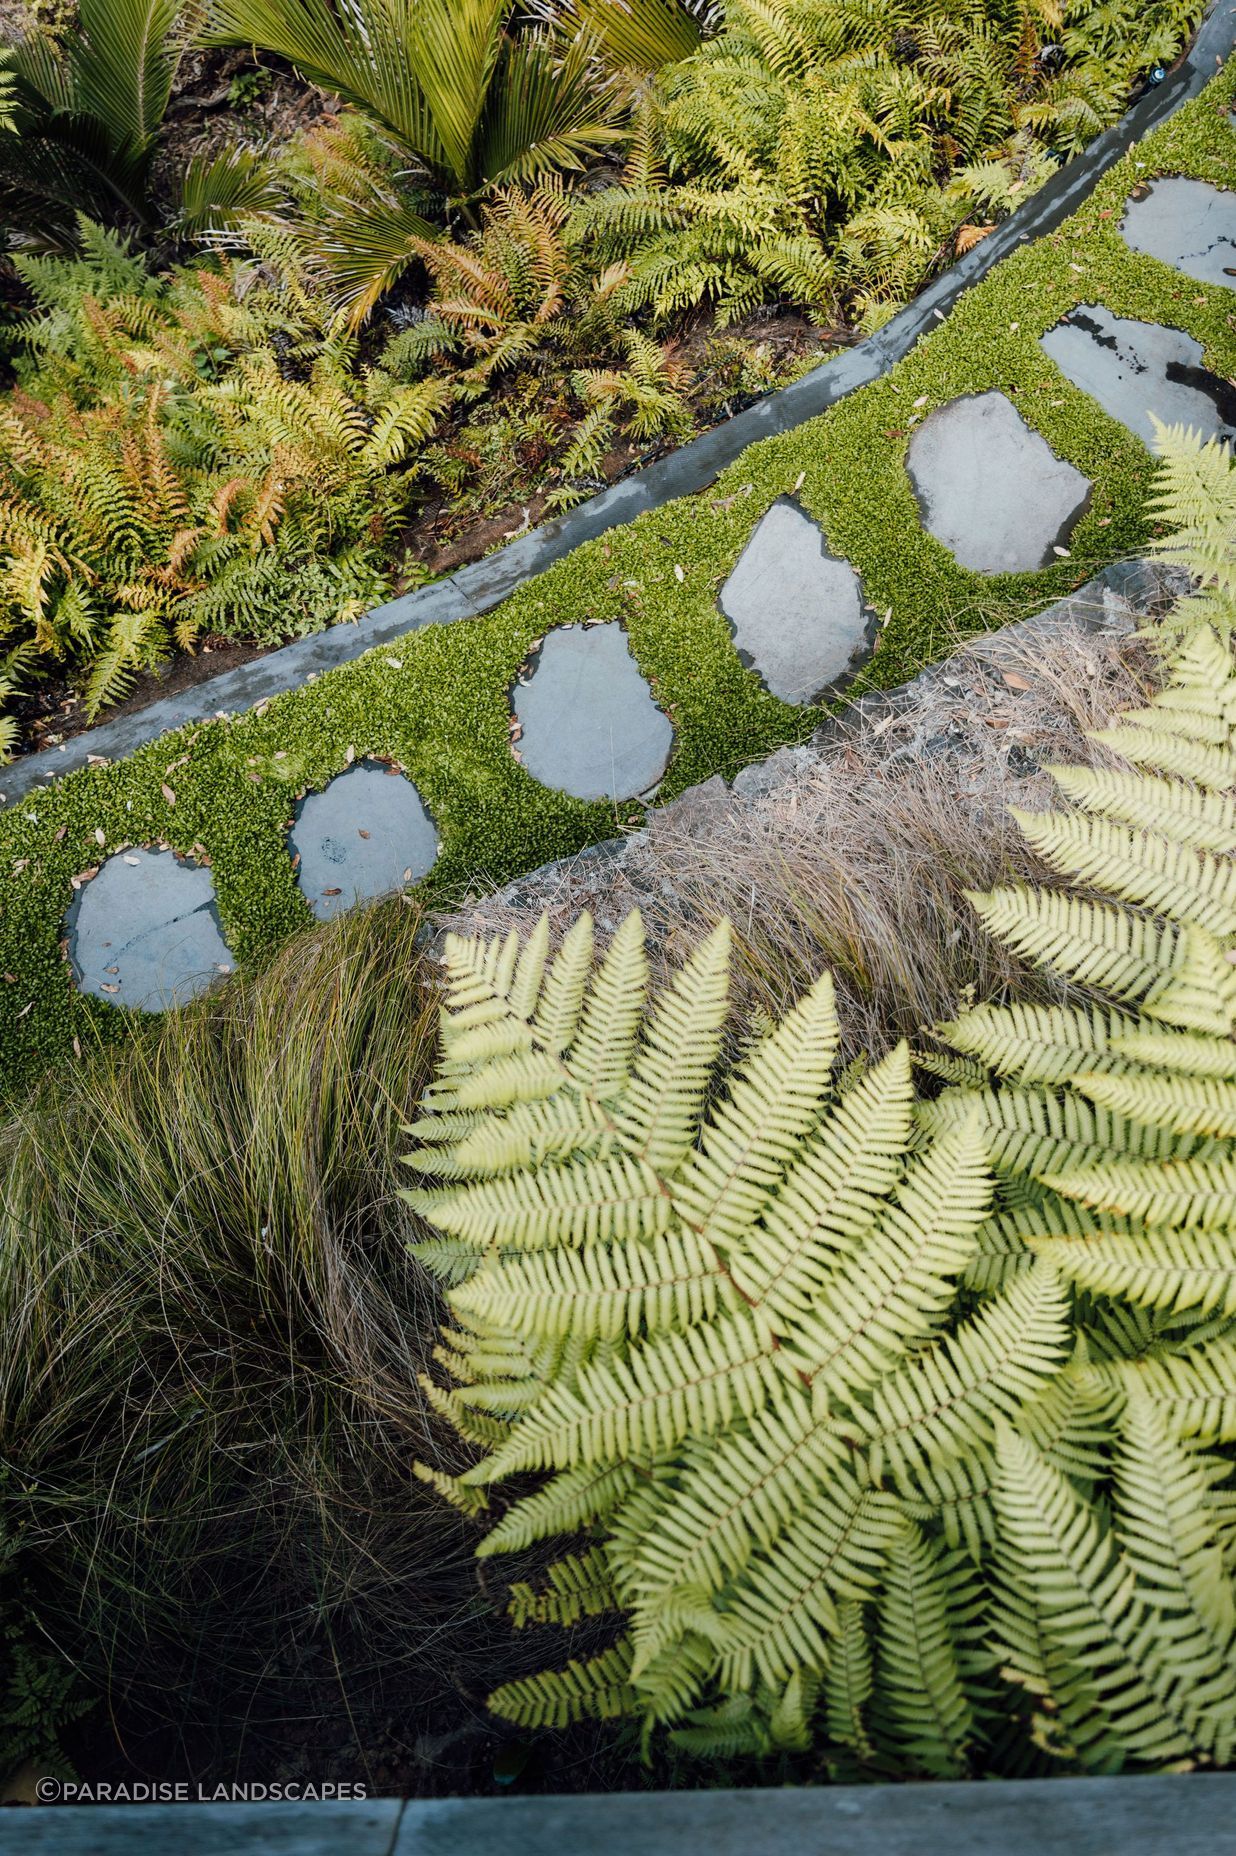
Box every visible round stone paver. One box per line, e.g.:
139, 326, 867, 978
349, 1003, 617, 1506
1120, 177, 1236, 289
511, 623, 673, 801
1040, 305, 1236, 449
289, 760, 438, 920
68, 848, 235, 1012
719, 499, 874, 705
906, 390, 1091, 574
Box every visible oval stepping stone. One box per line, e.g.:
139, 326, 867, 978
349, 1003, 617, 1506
512, 623, 673, 801
1120, 178, 1236, 289
719, 500, 874, 705
289, 760, 437, 920
1041, 306, 1236, 449
906, 390, 1091, 574
68, 848, 234, 1012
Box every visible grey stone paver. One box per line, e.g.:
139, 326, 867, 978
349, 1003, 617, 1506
719, 500, 874, 704
289, 761, 438, 919
68, 848, 234, 1011
1041, 305, 1236, 448
906, 390, 1091, 573
1120, 177, 1236, 287
511, 623, 673, 800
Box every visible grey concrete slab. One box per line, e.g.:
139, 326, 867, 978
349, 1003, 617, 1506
511, 623, 673, 801
0, 1798, 402, 1854
8, 1774, 1236, 1854
391, 1774, 1236, 1856
67, 848, 234, 1012
719, 500, 874, 703
289, 761, 438, 920
1041, 305, 1236, 447
6, 0, 1234, 808
394, 1774, 1236, 1856
906, 390, 1091, 573
1120, 175, 1236, 287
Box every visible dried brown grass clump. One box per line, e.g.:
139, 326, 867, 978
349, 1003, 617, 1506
0, 899, 472, 1708
441, 617, 1154, 1058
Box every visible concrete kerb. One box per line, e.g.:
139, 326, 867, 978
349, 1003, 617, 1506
2, 0, 1234, 808
5, 1771, 1236, 1854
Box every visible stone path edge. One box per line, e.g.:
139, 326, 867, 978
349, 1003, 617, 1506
3, 0, 1232, 807
454, 558, 1185, 915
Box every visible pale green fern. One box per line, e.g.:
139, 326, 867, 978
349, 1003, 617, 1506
405, 913, 1084, 1767
410, 610, 1236, 1772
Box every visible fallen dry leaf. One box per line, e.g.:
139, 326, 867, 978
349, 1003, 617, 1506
161, 783, 176, 806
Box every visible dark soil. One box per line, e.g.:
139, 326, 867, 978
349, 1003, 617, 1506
57, 1560, 725, 1802
10, 636, 276, 757
150, 50, 339, 203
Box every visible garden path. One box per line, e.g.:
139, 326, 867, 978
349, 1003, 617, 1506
66, 176, 1236, 1011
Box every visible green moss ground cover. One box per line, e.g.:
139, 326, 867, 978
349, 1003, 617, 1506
1, 70, 1234, 1098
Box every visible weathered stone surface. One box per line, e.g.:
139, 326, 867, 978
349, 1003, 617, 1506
1041, 305, 1236, 446
1120, 177, 1236, 287
906, 390, 1091, 573
511, 623, 673, 800
289, 760, 437, 919
719, 500, 873, 704
68, 848, 234, 1012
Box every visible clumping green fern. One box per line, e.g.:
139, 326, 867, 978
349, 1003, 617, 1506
0, 224, 448, 734
569, 0, 1200, 329
409, 515, 1236, 1772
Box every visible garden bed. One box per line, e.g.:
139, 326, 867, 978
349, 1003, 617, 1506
0, 60, 1233, 1101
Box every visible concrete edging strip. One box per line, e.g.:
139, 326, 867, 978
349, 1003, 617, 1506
3, 0, 1234, 807
4, 1773, 1236, 1853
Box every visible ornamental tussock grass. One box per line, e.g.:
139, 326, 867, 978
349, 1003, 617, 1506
442, 614, 1155, 1061
0, 898, 473, 1717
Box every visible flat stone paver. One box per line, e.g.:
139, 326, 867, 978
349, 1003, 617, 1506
906, 390, 1091, 574
719, 500, 873, 704
68, 848, 234, 1012
1120, 177, 1236, 288
511, 623, 673, 801
1041, 305, 1236, 448
289, 761, 437, 919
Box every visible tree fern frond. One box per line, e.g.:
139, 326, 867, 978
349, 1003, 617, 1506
964, 884, 1182, 1002
467, 1309, 789, 1481
674, 968, 839, 1250
507, 1547, 618, 1628
1031, 1228, 1236, 1321
1070, 1069, 1236, 1140
729, 1041, 915, 1323
478, 1460, 639, 1557
873, 1522, 979, 1778
857, 1263, 1070, 1495
824, 1598, 875, 1762
785, 1116, 990, 1398
937, 1000, 1134, 1085
488, 1641, 639, 1728
614, 919, 731, 1175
